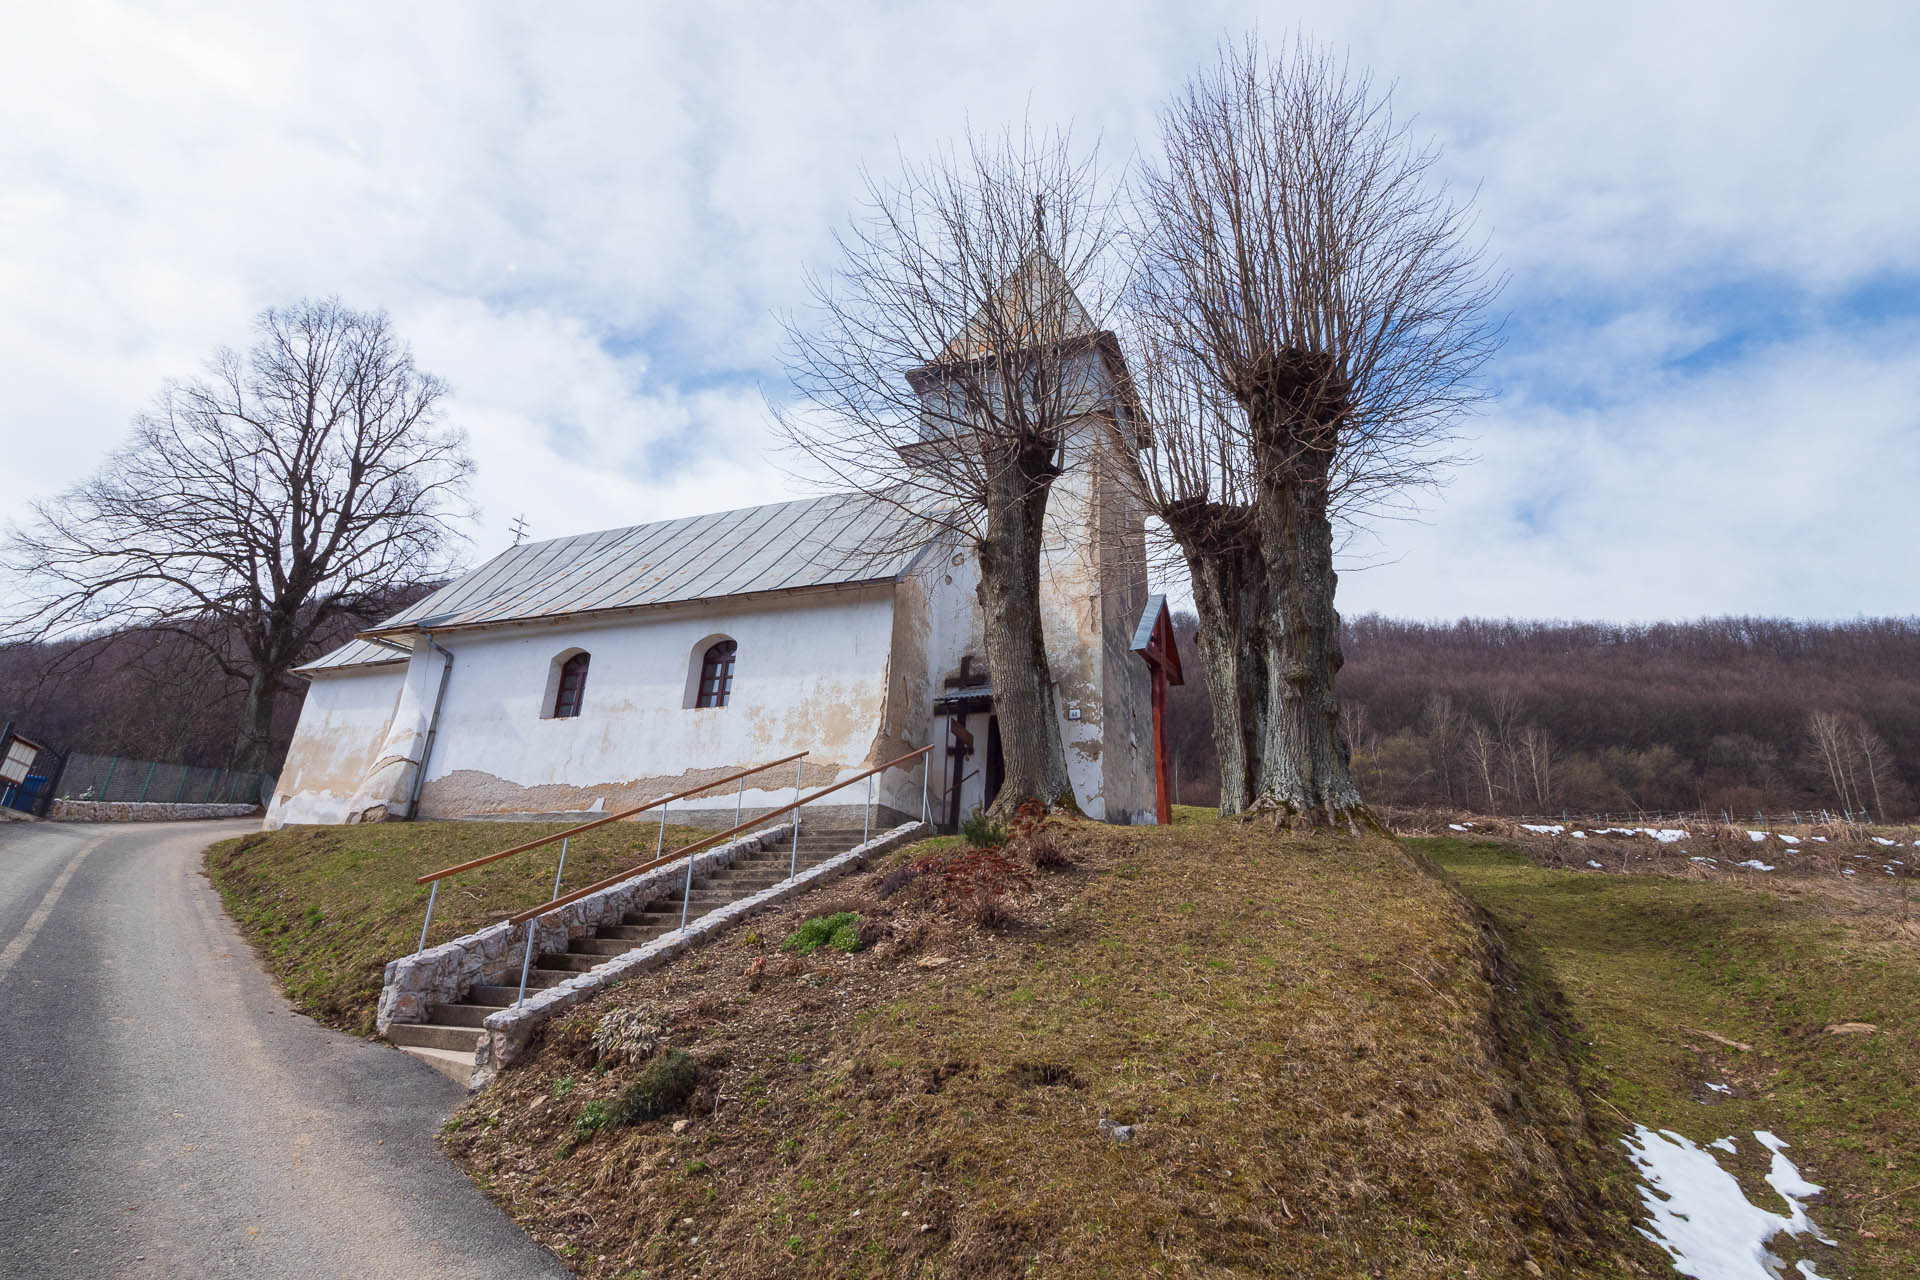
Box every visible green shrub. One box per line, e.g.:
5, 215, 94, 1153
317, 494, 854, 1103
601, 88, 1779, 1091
782, 911, 867, 956
574, 1100, 615, 1136
962, 811, 1006, 848
616, 1048, 700, 1124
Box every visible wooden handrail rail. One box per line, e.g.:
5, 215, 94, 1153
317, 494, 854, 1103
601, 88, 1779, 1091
416, 751, 809, 885
507, 743, 934, 926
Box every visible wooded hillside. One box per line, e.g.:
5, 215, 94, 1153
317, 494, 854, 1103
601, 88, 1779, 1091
1166, 615, 1920, 819
0, 583, 436, 773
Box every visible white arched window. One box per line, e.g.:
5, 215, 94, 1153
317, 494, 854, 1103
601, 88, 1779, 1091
695, 639, 736, 708
542, 649, 590, 719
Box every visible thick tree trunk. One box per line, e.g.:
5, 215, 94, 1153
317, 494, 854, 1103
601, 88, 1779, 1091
1237, 350, 1370, 830
1166, 504, 1269, 815
231, 669, 277, 777
975, 447, 1075, 820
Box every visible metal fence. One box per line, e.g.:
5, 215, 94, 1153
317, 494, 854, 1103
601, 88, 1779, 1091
55, 751, 275, 807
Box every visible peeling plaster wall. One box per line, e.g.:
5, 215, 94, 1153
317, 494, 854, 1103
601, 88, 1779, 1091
907, 535, 991, 822
410, 587, 898, 820
1095, 459, 1155, 823
1033, 409, 1154, 822
264, 664, 407, 828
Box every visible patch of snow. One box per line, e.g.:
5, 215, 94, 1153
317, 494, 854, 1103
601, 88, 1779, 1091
1777, 834, 1802, 846
1588, 826, 1690, 842
1521, 823, 1564, 835
1737, 860, 1776, 872
1587, 859, 1605, 869
1809, 836, 1827, 843
1842, 869, 1857, 876
1710, 1137, 1739, 1154
1748, 831, 1769, 842
1754, 1132, 1836, 1246
1623, 1126, 1833, 1280
1796, 1262, 1833, 1279
1706, 1083, 1733, 1094
1691, 856, 1719, 863
1447, 823, 1469, 831
1572, 830, 1589, 838
1872, 837, 1897, 847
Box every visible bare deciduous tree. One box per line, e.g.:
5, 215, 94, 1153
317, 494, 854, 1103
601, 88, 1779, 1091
1115, 37, 1502, 826
2, 298, 473, 773
1519, 723, 1554, 810
1806, 709, 1901, 820
1806, 709, 1861, 815
1852, 719, 1897, 822
774, 128, 1122, 816
1465, 719, 1502, 812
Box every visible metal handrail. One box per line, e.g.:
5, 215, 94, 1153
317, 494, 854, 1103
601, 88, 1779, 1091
412, 750, 809, 954
506, 743, 936, 927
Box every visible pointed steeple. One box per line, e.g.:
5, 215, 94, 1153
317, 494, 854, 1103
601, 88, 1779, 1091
935, 251, 1097, 364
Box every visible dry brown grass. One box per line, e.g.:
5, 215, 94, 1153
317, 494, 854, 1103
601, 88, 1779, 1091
206, 818, 709, 1034
443, 818, 1662, 1278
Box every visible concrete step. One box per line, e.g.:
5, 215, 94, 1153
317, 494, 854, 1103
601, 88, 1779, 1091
389, 1021, 485, 1053
467, 974, 568, 1005
427, 1002, 497, 1028
595, 922, 671, 941
572, 936, 646, 956
397, 1043, 477, 1087
541, 951, 606, 972
695, 869, 787, 885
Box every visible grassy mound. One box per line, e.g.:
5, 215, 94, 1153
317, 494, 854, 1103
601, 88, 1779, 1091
206, 819, 707, 1035
443, 819, 1660, 1278
1425, 834, 1920, 1279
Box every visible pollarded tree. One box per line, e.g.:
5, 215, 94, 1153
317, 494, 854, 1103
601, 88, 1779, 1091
1, 298, 473, 774
775, 127, 1123, 817
1119, 37, 1503, 826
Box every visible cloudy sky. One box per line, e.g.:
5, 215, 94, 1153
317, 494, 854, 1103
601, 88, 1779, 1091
5, 0, 1916, 621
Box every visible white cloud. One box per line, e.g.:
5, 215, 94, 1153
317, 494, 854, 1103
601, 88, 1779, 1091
2, 0, 1915, 617
1337, 324, 1920, 619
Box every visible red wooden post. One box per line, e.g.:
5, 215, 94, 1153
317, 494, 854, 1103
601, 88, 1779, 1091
1130, 596, 1185, 826
1149, 658, 1170, 824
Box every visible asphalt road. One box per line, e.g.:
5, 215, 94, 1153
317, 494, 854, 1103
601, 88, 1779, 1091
0, 819, 569, 1279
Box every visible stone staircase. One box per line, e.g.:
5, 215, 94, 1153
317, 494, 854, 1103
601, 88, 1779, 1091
389, 825, 868, 1084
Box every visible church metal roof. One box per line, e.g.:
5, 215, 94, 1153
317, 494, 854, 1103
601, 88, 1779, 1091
298, 492, 932, 674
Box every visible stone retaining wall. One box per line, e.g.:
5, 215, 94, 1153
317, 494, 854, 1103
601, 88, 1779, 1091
472, 820, 928, 1084
51, 800, 262, 823
376, 821, 798, 1034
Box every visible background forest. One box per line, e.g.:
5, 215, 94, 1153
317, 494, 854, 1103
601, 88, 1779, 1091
1164, 614, 1920, 820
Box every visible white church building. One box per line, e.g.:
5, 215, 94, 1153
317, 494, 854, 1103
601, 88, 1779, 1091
267, 379, 1164, 832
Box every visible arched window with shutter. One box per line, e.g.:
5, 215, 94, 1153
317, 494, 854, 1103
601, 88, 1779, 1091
695, 639, 736, 708
551, 651, 590, 718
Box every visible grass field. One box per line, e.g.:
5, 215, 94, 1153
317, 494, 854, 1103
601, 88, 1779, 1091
1420, 834, 1920, 1278
206, 818, 711, 1035
440, 817, 1662, 1279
